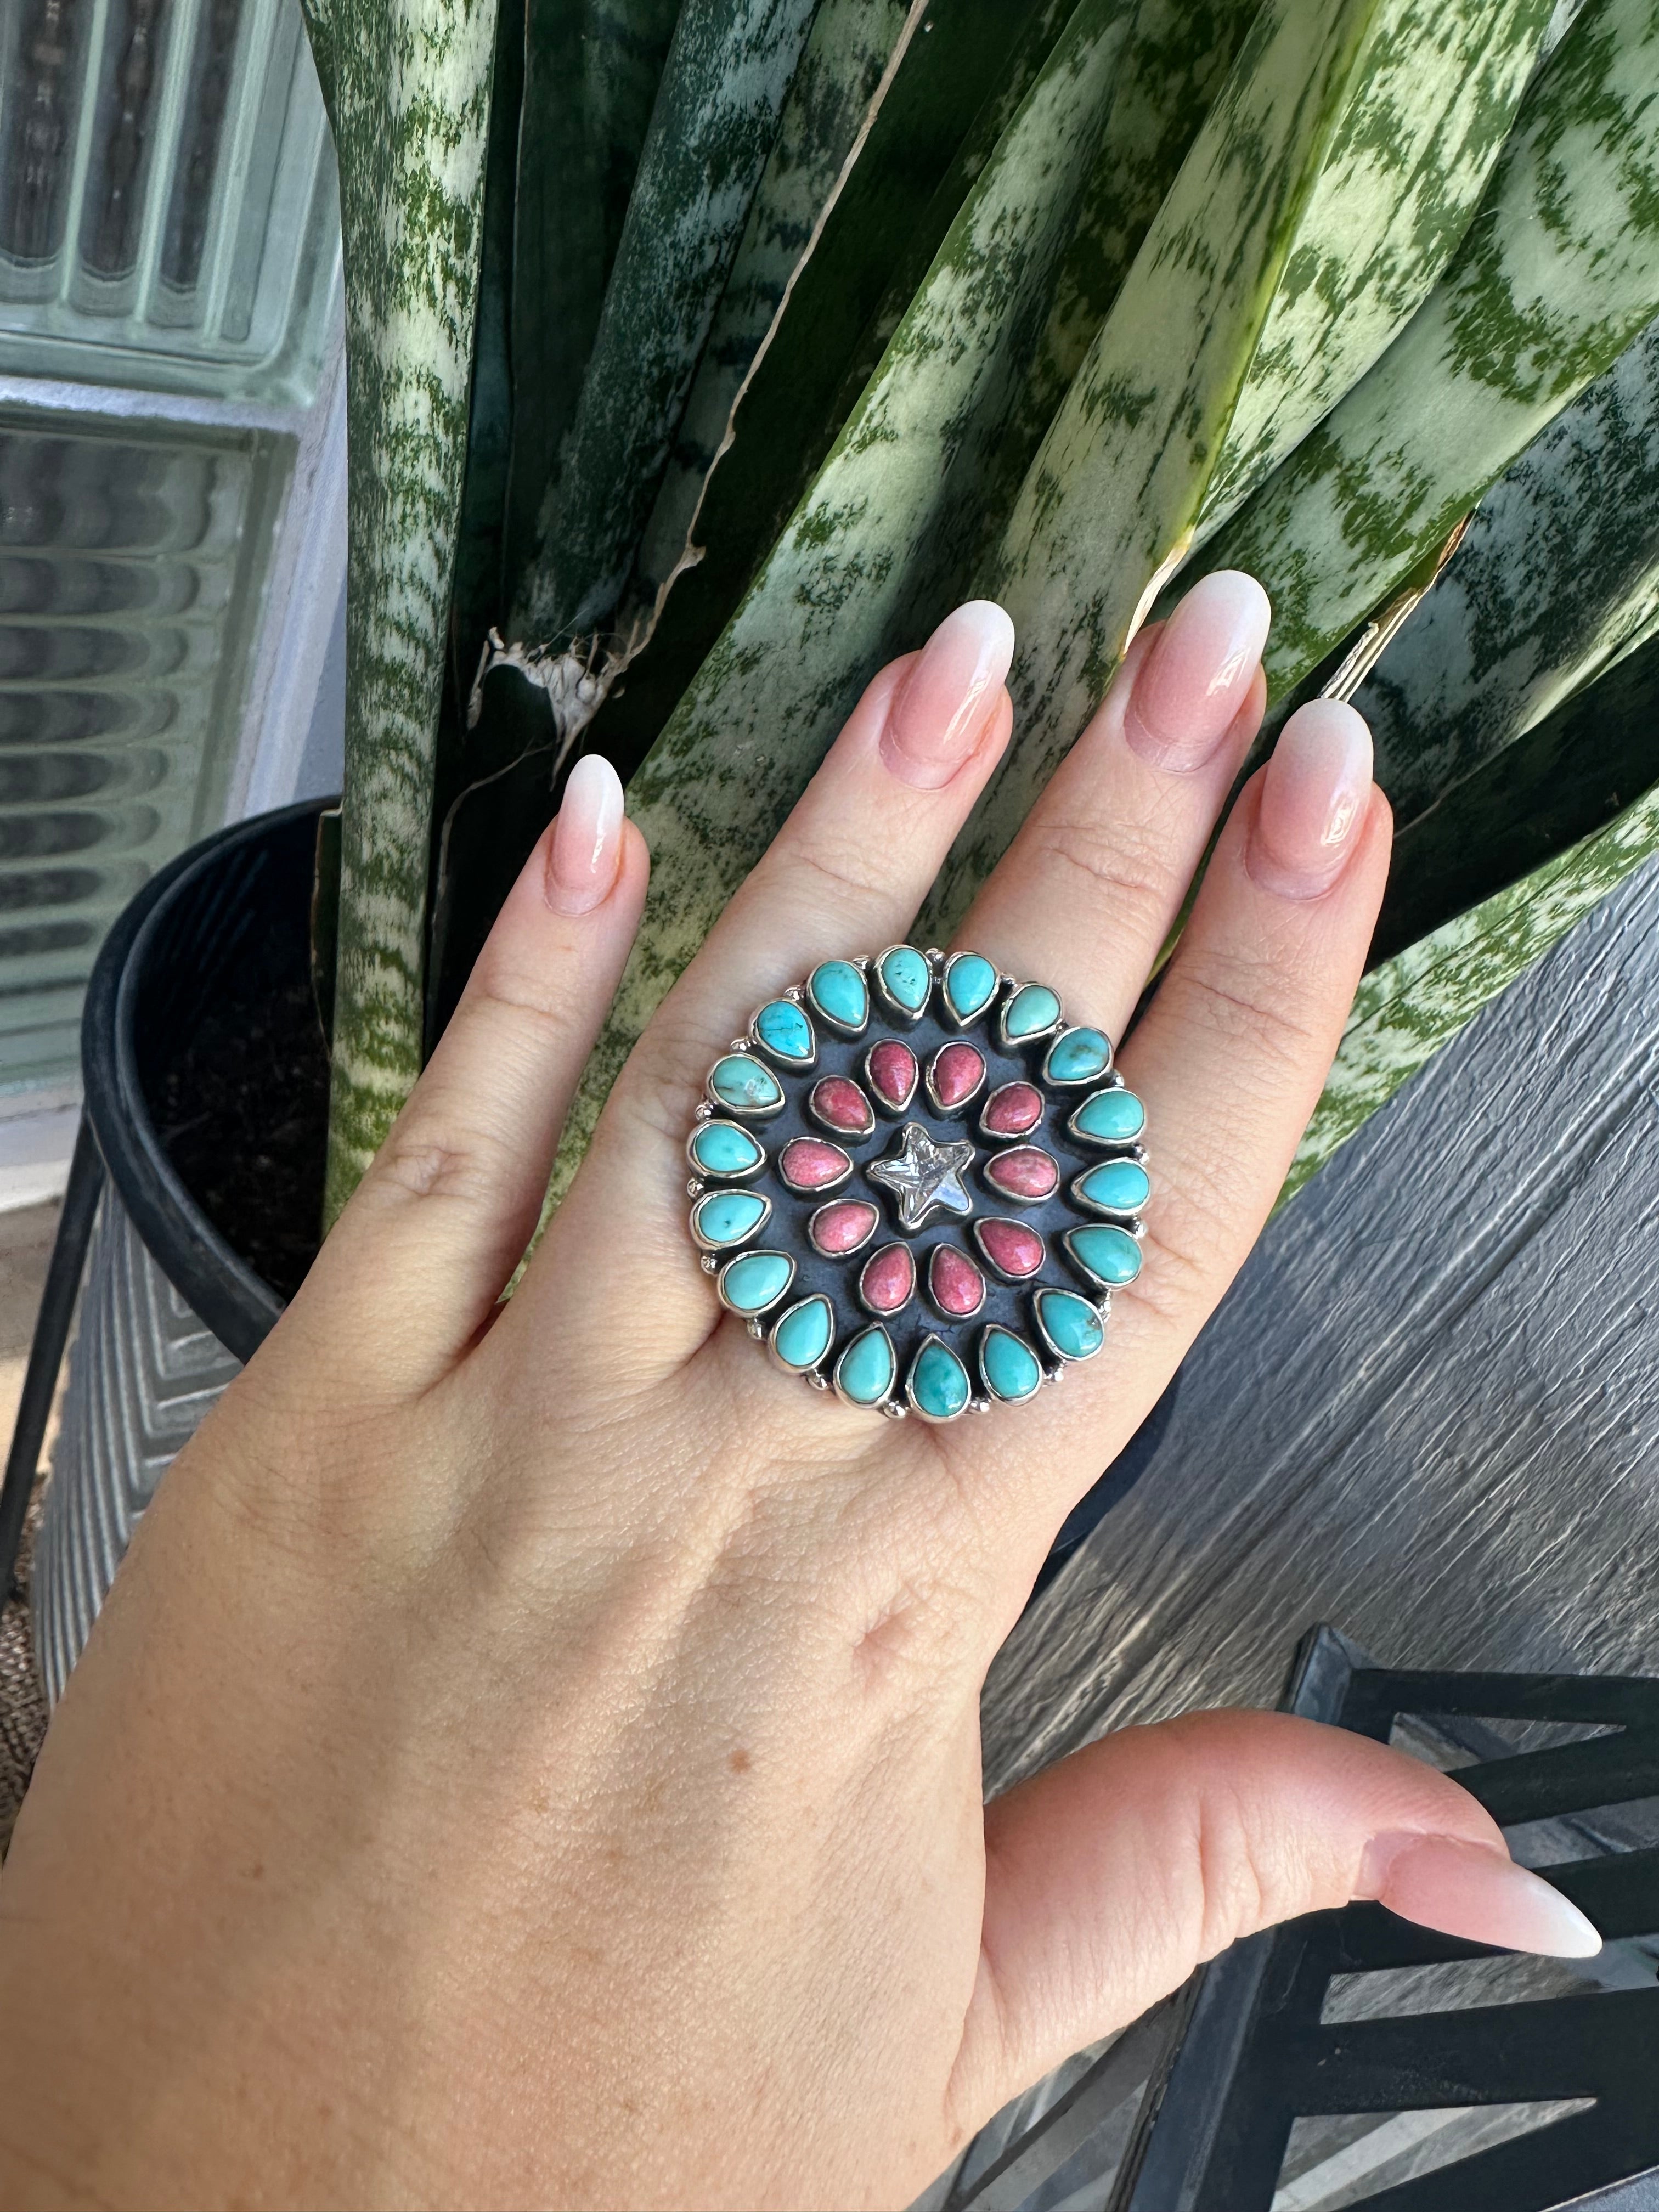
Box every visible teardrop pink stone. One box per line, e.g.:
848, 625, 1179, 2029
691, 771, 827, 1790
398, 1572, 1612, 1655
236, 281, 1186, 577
809, 1076, 874, 1137
984, 1147, 1058, 1201
860, 1242, 915, 1314
810, 1199, 879, 1255
779, 1137, 850, 1190
930, 1042, 985, 1110
928, 1243, 985, 1318
866, 1040, 918, 1109
975, 1218, 1045, 1279
981, 1081, 1043, 1137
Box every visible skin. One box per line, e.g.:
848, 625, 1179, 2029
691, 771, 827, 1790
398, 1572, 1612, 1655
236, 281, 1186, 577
0, 576, 1595, 2210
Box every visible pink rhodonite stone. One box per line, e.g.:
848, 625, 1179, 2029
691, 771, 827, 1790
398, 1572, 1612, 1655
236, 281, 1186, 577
928, 1243, 985, 1318
981, 1081, 1043, 1137
866, 1039, 918, 1109
779, 1137, 849, 1190
976, 1218, 1044, 1279
860, 1242, 914, 1314
809, 1076, 874, 1137
810, 1199, 879, 1255
929, 1042, 985, 1110
984, 1147, 1059, 1201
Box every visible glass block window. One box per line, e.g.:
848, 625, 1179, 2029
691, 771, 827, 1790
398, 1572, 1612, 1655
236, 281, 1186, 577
0, 405, 289, 1092
0, 0, 338, 404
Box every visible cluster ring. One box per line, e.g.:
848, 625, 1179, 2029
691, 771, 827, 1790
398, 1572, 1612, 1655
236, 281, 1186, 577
685, 945, 1149, 1421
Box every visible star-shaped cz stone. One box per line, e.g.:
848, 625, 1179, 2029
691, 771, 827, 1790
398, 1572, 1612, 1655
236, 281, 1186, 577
866, 1121, 976, 1232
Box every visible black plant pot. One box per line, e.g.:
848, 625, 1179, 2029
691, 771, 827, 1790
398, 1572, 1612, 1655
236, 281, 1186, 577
16, 798, 331, 1700
5, 793, 1177, 1702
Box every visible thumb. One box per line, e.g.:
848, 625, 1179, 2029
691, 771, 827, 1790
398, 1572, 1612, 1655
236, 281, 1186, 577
953, 1709, 1600, 2127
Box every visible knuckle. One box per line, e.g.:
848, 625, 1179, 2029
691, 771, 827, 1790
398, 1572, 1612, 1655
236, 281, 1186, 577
1160, 950, 1324, 1075
1030, 814, 1176, 933
371, 1126, 505, 1210
777, 830, 893, 915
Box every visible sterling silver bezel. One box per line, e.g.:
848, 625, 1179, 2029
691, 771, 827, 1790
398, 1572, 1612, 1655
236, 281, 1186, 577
691, 1188, 774, 1251
715, 1248, 795, 1317
1031, 1285, 1109, 1364
685, 1118, 769, 1182
750, 994, 819, 1070
904, 1333, 974, 1423
924, 1040, 988, 1116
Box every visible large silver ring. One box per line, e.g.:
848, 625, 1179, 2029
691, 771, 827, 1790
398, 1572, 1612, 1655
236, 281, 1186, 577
685, 946, 1148, 1421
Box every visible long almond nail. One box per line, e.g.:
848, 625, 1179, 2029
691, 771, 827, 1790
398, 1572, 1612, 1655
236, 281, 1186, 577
546, 753, 624, 915
1123, 569, 1271, 771
1246, 698, 1373, 898
1358, 1832, 1601, 1957
881, 600, 1015, 789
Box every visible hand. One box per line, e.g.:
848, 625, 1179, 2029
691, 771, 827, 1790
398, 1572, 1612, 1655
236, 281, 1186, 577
0, 576, 1597, 2211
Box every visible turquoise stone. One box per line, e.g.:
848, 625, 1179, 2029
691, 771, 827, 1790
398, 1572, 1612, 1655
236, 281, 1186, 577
944, 951, 997, 1023
692, 1188, 770, 1248
1002, 983, 1061, 1041
808, 960, 868, 1032
690, 1120, 765, 1177
1075, 1159, 1150, 1215
1045, 1026, 1111, 1085
708, 1053, 783, 1114
909, 1338, 970, 1421
1036, 1289, 1104, 1362
1070, 1087, 1145, 1146
837, 1325, 896, 1407
719, 1250, 795, 1314
772, 1296, 834, 1372
878, 944, 932, 1013
980, 1326, 1042, 1404
1066, 1224, 1143, 1289
753, 997, 814, 1063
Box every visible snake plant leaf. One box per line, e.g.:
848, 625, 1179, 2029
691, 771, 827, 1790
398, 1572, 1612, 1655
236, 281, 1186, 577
1372, 624, 1659, 963
629, 0, 925, 614
983, 0, 1265, 549
299, 0, 497, 1223
1289, 650, 1659, 1200
500, 0, 685, 616
1354, 309, 1659, 831
587, 0, 1074, 778
1189, 0, 1659, 710
548, 0, 1137, 1205
505, 0, 822, 667
927, 0, 1558, 940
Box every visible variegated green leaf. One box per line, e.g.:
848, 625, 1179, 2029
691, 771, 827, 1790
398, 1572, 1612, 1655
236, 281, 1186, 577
630, 0, 924, 612
507, 0, 822, 657
1289, 678, 1659, 1201
300, 0, 496, 1223
1356, 308, 1659, 830
549, 0, 1136, 1204
1190, 0, 1659, 708
499, 0, 685, 616
927, 0, 1556, 939
1375, 623, 1659, 961
585, 0, 1073, 776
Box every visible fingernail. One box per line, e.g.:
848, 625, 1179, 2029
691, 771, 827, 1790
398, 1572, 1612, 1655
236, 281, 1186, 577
1359, 1832, 1602, 1958
545, 753, 624, 915
881, 600, 1015, 789
1123, 569, 1270, 771
1246, 698, 1373, 898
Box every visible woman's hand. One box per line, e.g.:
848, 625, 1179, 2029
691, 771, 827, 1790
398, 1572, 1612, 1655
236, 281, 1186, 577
0, 577, 1597, 2211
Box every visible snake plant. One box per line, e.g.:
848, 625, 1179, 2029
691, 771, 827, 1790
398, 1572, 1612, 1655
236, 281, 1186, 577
299, 0, 1659, 1225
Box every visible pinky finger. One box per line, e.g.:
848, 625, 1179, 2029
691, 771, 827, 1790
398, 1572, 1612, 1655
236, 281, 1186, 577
287, 757, 648, 1396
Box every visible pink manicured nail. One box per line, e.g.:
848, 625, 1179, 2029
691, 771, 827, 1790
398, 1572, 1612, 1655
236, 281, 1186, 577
881, 600, 1015, 789
545, 753, 624, 915
1359, 1832, 1601, 1957
1246, 698, 1373, 898
1123, 569, 1271, 770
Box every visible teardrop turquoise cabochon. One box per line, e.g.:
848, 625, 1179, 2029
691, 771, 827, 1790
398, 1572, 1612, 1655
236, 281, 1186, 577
773, 1296, 834, 1371
879, 945, 931, 1011
754, 997, 815, 1062
720, 1251, 795, 1313
1036, 1289, 1105, 1361
808, 960, 868, 1031
708, 1053, 783, 1113
690, 1120, 765, 1176
1070, 1088, 1144, 1144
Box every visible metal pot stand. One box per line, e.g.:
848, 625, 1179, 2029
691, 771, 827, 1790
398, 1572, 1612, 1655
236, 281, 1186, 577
940, 1624, 1659, 2212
